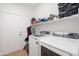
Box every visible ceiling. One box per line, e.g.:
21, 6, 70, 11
22, 3, 41, 9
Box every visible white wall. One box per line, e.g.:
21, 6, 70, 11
35, 3, 59, 18
37, 14, 79, 33
35, 3, 79, 33
0, 3, 34, 24
0, 3, 34, 55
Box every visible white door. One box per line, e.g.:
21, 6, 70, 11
0, 9, 1, 53
1, 12, 26, 55
29, 36, 39, 56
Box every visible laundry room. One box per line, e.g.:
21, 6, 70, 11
0, 0, 79, 57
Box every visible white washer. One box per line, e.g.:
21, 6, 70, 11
29, 34, 47, 56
